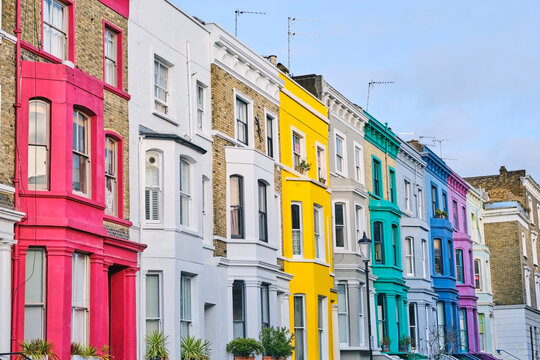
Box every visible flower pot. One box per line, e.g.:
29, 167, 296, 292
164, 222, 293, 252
399, 345, 408, 352
234, 357, 255, 360
381, 344, 390, 352
263, 356, 274, 360
71, 356, 85, 360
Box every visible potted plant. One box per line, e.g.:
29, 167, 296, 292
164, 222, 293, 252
380, 337, 391, 352
226, 338, 264, 360
259, 326, 294, 360
145, 331, 169, 360
398, 335, 411, 352
435, 209, 448, 219
296, 160, 311, 174
101, 346, 113, 360
319, 177, 326, 184
19, 339, 58, 360
180, 336, 211, 360
71, 343, 100, 360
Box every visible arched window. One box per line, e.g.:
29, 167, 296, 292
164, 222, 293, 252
179, 158, 190, 226
145, 151, 161, 222
373, 221, 384, 264
72, 110, 91, 196
456, 249, 464, 283
104, 136, 117, 216
258, 181, 267, 242
230, 175, 244, 238
28, 99, 50, 190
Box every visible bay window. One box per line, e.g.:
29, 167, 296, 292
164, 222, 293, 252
72, 110, 90, 196
179, 158, 190, 226
392, 224, 398, 266
104, 136, 117, 216
72, 253, 89, 344
28, 100, 50, 190
459, 308, 468, 351
334, 203, 345, 248
24, 248, 46, 340
377, 293, 388, 343
409, 303, 417, 350
314, 205, 323, 260
434, 238, 442, 274
145, 273, 161, 334
456, 249, 464, 283
474, 259, 482, 290
145, 151, 161, 222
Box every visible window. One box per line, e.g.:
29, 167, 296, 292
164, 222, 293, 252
266, 114, 274, 158
104, 137, 117, 216
525, 267, 532, 306
462, 206, 467, 233
316, 146, 326, 182
354, 145, 363, 183
372, 158, 382, 197
422, 240, 428, 278
537, 205, 540, 227
28, 100, 50, 190
409, 303, 417, 350
335, 134, 344, 174
261, 284, 270, 329
404, 180, 411, 211
318, 297, 326, 360
145, 273, 161, 334
523, 232, 528, 258
294, 295, 306, 360
314, 205, 323, 260
373, 221, 384, 264
337, 283, 349, 344
334, 203, 346, 248
145, 152, 160, 222
392, 225, 398, 266
258, 181, 268, 242
292, 133, 302, 170
377, 293, 387, 343
448, 240, 454, 276
230, 176, 244, 238
389, 168, 396, 204
456, 250, 464, 283
437, 302, 445, 347
180, 275, 192, 337
442, 192, 448, 213
72, 253, 89, 344
358, 286, 364, 345
533, 234, 538, 266
104, 28, 118, 87
43, 0, 67, 59
197, 84, 205, 131
431, 185, 437, 216
236, 97, 248, 145
25, 248, 46, 340
418, 189, 424, 219
291, 202, 303, 256
396, 298, 401, 339
72, 110, 90, 196
474, 259, 482, 290
355, 205, 365, 252
232, 280, 245, 338
478, 313, 485, 351
154, 57, 169, 115
452, 200, 458, 229
536, 275, 540, 309
530, 196, 534, 222
405, 237, 414, 276
179, 158, 190, 226
434, 238, 442, 274
459, 308, 468, 351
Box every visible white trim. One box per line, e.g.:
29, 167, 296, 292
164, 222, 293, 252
291, 201, 304, 259
264, 109, 279, 160
290, 126, 307, 172
352, 141, 365, 185
314, 141, 327, 183
332, 200, 348, 250
233, 89, 254, 147
333, 128, 347, 177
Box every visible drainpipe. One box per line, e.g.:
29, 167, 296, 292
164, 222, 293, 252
137, 134, 144, 360
185, 41, 193, 139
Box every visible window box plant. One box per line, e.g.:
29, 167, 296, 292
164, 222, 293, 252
381, 337, 391, 352
398, 335, 411, 352
71, 343, 101, 360
319, 177, 326, 184
19, 339, 58, 360
145, 331, 169, 360
226, 338, 264, 360
296, 160, 311, 174
180, 336, 211, 360
259, 326, 294, 360
435, 209, 448, 219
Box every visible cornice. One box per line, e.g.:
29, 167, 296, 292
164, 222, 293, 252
522, 175, 540, 202
421, 146, 451, 183
362, 110, 400, 159
447, 170, 469, 196
322, 85, 365, 132
397, 138, 426, 171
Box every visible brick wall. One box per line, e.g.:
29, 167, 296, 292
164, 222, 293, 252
466, 169, 526, 207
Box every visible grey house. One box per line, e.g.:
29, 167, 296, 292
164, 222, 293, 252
396, 138, 438, 356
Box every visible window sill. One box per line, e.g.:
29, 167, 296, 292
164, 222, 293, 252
104, 83, 130, 100
21, 41, 65, 64
152, 111, 178, 126
104, 214, 132, 227
368, 191, 382, 200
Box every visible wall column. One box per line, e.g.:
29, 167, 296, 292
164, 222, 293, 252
245, 280, 260, 339
89, 254, 105, 348
269, 285, 279, 327
0, 239, 15, 355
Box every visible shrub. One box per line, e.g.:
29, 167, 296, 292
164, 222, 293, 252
225, 338, 264, 357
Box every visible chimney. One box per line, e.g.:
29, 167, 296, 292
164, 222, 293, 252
266, 55, 277, 65
499, 165, 508, 179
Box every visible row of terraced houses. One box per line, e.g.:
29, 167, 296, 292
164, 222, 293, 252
0, 0, 538, 359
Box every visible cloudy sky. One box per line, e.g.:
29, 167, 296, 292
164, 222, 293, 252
174, 0, 540, 180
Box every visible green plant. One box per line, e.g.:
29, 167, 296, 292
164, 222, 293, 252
297, 159, 311, 172
225, 338, 264, 357
19, 339, 58, 359
398, 335, 411, 346
435, 209, 448, 218
145, 331, 169, 360
101, 345, 113, 360
71, 343, 100, 359
381, 336, 392, 346
259, 327, 294, 359
180, 336, 211, 360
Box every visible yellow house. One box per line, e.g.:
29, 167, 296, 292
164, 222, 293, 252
279, 72, 337, 360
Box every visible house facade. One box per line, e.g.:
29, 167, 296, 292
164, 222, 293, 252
279, 70, 337, 360
396, 139, 437, 356
467, 167, 540, 360
363, 111, 408, 354
207, 24, 292, 357
10, 0, 145, 358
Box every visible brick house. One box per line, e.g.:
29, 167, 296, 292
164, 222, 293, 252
3, 0, 145, 358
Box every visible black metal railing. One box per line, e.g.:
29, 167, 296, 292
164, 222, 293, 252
0, 352, 32, 360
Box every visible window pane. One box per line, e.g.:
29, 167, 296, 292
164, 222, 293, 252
25, 250, 44, 303
294, 296, 304, 327
181, 276, 191, 320
146, 274, 160, 318
146, 320, 159, 335
291, 204, 300, 229
24, 306, 44, 340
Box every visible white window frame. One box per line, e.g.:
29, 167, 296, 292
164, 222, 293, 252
417, 188, 424, 220
422, 239, 428, 278
145, 151, 161, 223
404, 179, 411, 212
196, 82, 206, 131
337, 283, 349, 344
230, 175, 244, 239
533, 233, 538, 266
334, 202, 346, 250
405, 237, 414, 276
293, 295, 307, 360
535, 274, 540, 309
180, 274, 193, 338
313, 204, 325, 261
232, 280, 245, 339
409, 302, 418, 350
355, 204, 366, 253
474, 258, 482, 291
291, 126, 306, 173
28, 99, 50, 191
529, 196, 534, 223
258, 181, 268, 242
265, 109, 278, 159
179, 157, 191, 227
523, 231, 528, 258
353, 141, 364, 184
104, 136, 117, 216
261, 283, 270, 329
153, 56, 171, 115
104, 28, 118, 87
145, 272, 162, 334
71, 253, 89, 345
24, 248, 46, 340
334, 130, 346, 176
72, 110, 91, 197
233, 90, 253, 146
291, 201, 304, 258
315, 141, 327, 183
525, 267, 532, 306
43, 0, 67, 60
317, 296, 328, 360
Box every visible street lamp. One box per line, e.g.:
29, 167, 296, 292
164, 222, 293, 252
358, 231, 374, 360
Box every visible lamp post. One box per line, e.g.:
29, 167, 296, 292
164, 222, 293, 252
358, 231, 374, 360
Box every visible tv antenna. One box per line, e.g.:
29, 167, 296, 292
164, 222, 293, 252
288, 16, 318, 73
366, 81, 394, 111
235, 9, 266, 37
433, 138, 450, 158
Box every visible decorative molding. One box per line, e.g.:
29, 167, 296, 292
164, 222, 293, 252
362, 110, 400, 159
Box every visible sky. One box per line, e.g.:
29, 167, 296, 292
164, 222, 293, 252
173, 0, 540, 181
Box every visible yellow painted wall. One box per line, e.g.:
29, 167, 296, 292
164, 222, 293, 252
279, 72, 337, 360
